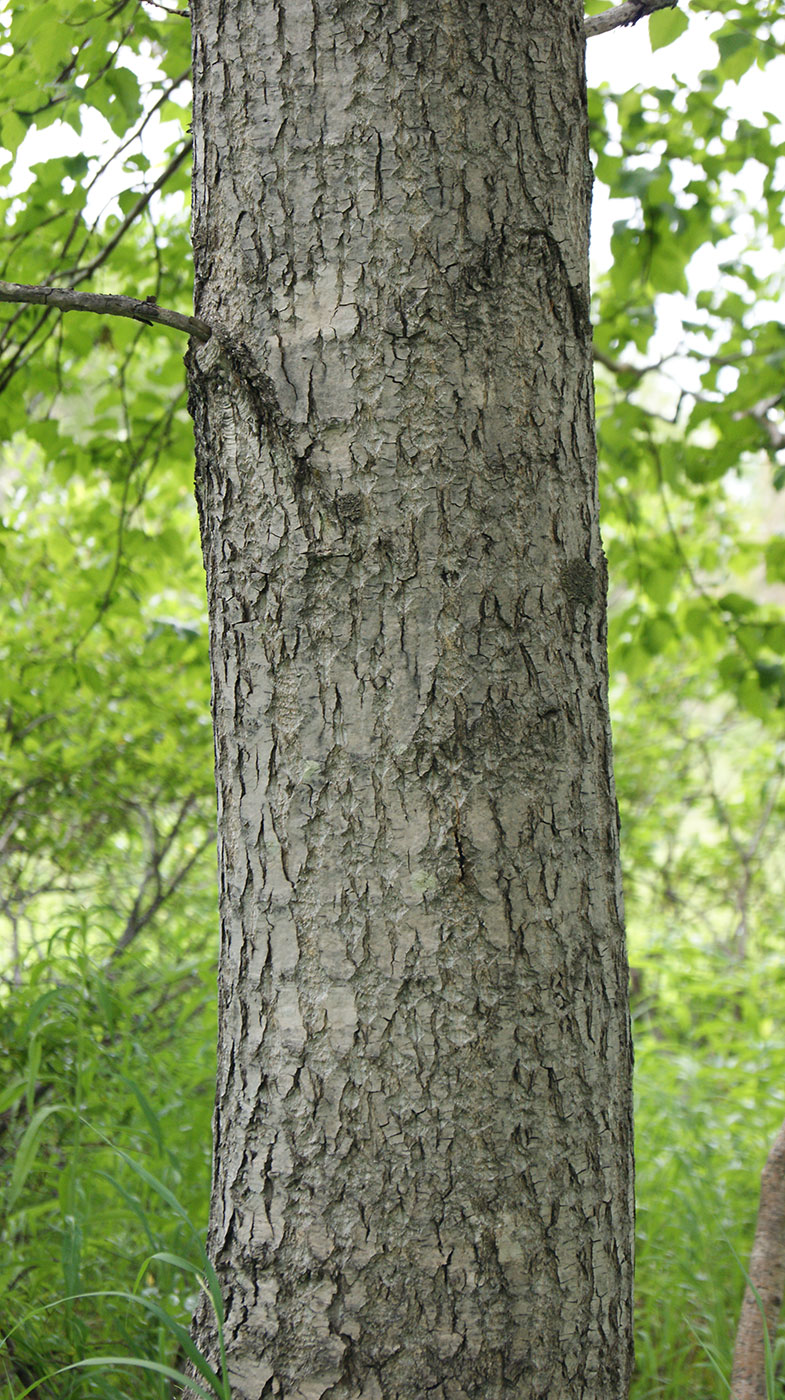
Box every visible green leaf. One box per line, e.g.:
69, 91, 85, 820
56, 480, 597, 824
117, 1074, 165, 1153
718, 592, 756, 617
1, 110, 27, 156
716, 28, 756, 81
765, 537, 785, 582
649, 6, 689, 51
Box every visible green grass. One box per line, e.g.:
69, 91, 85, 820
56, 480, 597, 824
0, 921, 217, 1399
631, 938, 785, 1398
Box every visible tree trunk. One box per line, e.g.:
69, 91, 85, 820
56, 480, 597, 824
731, 1117, 785, 1400
186, 1, 634, 1396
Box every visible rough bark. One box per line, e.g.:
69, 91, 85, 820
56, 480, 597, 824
186, 1, 635, 1397
731, 1118, 785, 1400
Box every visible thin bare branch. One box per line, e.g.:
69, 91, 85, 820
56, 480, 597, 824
0, 280, 210, 341
142, 0, 189, 13
112, 830, 214, 959
593, 346, 667, 380
61, 140, 194, 284
585, 0, 678, 39
58, 68, 191, 267
732, 395, 785, 451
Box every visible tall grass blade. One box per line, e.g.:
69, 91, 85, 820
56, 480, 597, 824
9, 1355, 223, 1400
6, 1104, 68, 1213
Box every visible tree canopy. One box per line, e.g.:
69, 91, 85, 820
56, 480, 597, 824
1, 1, 785, 1395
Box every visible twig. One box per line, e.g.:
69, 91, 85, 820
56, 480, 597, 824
732, 395, 785, 451
0, 280, 210, 341
61, 140, 194, 284
593, 346, 666, 379
584, 0, 678, 39
111, 803, 214, 961
57, 68, 191, 268
142, 0, 189, 12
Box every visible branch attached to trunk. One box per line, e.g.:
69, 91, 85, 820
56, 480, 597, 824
731, 1117, 785, 1400
584, 0, 678, 39
0, 280, 211, 342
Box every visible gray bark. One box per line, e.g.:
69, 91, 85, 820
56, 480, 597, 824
731, 1117, 785, 1400
186, 1, 634, 1397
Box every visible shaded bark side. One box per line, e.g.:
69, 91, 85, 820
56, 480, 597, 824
187, 0, 634, 1396
731, 1118, 785, 1400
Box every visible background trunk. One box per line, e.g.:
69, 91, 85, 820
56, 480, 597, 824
187, 0, 634, 1395
731, 1117, 785, 1400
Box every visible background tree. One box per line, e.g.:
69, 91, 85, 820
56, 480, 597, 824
0, 0, 784, 1397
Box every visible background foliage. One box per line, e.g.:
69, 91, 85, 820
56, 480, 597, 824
1, 0, 784, 1395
